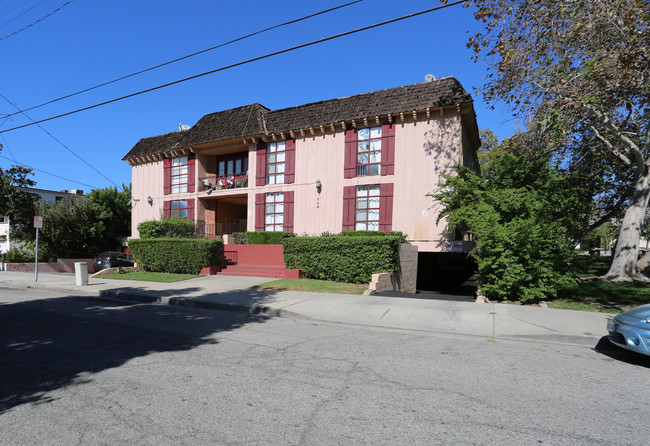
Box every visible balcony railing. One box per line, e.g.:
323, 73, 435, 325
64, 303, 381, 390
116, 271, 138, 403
196, 221, 222, 239
199, 173, 248, 191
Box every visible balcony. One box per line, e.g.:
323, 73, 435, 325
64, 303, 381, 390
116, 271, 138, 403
199, 174, 248, 192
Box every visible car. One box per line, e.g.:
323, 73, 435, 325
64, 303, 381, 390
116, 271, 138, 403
93, 251, 135, 273
607, 304, 650, 356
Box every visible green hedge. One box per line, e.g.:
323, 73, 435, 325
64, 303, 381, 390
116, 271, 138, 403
282, 236, 402, 284
340, 230, 408, 243
246, 231, 296, 245
138, 218, 197, 239
129, 238, 223, 274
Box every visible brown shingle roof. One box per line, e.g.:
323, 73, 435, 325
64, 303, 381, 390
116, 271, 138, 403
123, 77, 473, 161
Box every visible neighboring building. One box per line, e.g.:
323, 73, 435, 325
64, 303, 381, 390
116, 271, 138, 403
123, 78, 480, 255
0, 187, 84, 254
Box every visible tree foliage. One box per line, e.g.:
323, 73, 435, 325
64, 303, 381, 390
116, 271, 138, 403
463, 0, 650, 281
0, 153, 37, 237
27, 185, 131, 259
433, 151, 591, 302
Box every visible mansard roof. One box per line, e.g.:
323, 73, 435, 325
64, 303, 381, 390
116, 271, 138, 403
123, 77, 474, 161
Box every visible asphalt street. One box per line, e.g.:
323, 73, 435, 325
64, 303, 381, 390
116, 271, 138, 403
1, 287, 648, 445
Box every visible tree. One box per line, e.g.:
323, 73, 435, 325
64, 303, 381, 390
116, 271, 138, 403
433, 150, 590, 302
0, 148, 37, 239
86, 184, 132, 251
32, 185, 131, 258
463, 0, 650, 281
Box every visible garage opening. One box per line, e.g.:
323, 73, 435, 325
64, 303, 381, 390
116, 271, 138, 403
416, 252, 477, 295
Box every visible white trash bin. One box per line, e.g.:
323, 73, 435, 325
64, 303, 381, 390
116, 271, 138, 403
75, 262, 88, 286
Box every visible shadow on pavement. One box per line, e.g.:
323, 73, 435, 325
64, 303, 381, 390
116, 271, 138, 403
0, 286, 280, 414
594, 336, 650, 368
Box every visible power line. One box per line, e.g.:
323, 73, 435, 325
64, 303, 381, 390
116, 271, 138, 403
0, 0, 47, 28
0, 0, 466, 134
0, 93, 119, 186
0, 0, 75, 42
0, 154, 99, 189
3, 0, 363, 118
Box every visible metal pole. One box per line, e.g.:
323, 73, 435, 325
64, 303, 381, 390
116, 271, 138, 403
35, 227, 39, 282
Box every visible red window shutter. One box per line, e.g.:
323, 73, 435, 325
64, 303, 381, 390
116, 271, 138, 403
381, 123, 395, 176
283, 191, 294, 232
255, 193, 265, 231
284, 139, 296, 184
342, 185, 356, 230
256, 143, 267, 186
379, 183, 394, 232
344, 129, 358, 179
163, 200, 171, 219
187, 154, 196, 192
187, 199, 195, 221
163, 158, 171, 195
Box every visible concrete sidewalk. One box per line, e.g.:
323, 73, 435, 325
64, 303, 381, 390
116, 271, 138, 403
0, 271, 610, 347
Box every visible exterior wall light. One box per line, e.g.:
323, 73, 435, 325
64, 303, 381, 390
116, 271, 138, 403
147, 196, 153, 205
316, 179, 322, 194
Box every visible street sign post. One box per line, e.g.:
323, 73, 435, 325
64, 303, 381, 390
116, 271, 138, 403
34, 216, 42, 282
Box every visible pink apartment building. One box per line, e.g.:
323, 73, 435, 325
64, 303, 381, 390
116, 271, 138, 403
123, 78, 480, 286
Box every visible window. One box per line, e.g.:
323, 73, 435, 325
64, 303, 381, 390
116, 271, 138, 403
218, 153, 248, 177
256, 140, 295, 186
357, 127, 382, 176
170, 200, 190, 218
164, 154, 195, 195
163, 199, 195, 220
264, 192, 285, 231
0, 216, 8, 223
355, 185, 380, 230
266, 141, 286, 185
342, 184, 393, 232
255, 191, 294, 232
171, 156, 189, 194
344, 124, 395, 178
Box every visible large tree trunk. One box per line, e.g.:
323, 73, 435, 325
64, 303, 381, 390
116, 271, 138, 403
602, 166, 650, 282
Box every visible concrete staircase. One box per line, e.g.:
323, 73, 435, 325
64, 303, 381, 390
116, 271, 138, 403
215, 244, 302, 279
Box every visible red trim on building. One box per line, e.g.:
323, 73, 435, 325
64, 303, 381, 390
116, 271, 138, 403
283, 190, 294, 232
284, 139, 296, 184
256, 143, 267, 186
187, 198, 195, 221
381, 123, 395, 176
342, 185, 356, 230
379, 183, 394, 232
187, 154, 196, 192
163, 200, 171, 218
163, 158, 171, 195
255, 193, 265, 231
344, 129, 358, 179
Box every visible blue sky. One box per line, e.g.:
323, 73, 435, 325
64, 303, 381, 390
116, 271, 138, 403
0, 0, 517, 193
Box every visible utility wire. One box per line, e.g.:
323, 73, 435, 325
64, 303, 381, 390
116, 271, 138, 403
0, 0, 75, 42
0, 154, 99, 189
0, 0, 465, 134
0, 93, 118, 186
0, 0, 48, 29
3, 0, 363, 118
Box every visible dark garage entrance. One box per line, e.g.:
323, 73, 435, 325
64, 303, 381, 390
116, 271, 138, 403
417, 252, 477, 295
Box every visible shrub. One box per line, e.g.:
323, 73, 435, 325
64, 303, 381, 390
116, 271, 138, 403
138, 218, 197, 239
128, 238, 223, 274
246, 231, 296, 245
232, 232, 247, 244
1, 248, 34, 263
340, 230, 408, 243
283, 236, 402, 284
